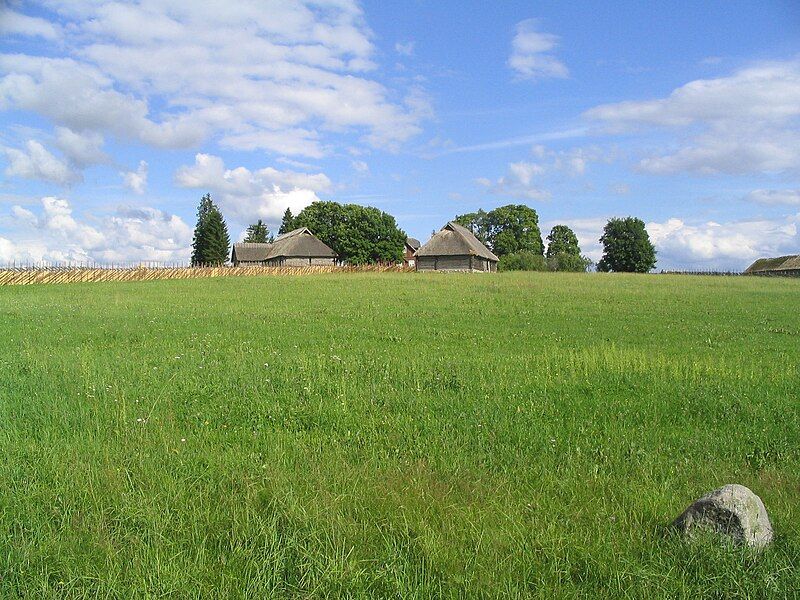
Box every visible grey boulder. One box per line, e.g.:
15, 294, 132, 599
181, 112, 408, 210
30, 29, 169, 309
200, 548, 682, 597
673, 484, 773, 549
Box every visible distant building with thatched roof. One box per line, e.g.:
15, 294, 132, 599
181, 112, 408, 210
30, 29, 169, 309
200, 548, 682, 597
231, 227, 337, 267
403, 237, 420, 268
745, 255, 800, 277
230, 243, 270, 266
415, 222, 499, 272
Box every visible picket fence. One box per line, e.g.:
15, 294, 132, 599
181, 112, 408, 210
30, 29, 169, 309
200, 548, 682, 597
0, 264, 411, 287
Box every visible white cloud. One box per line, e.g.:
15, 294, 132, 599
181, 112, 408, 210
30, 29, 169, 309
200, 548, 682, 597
585, 60, 800, 174
54, 127, 108, 167
744, 189, 800, 206
175, 153, 330, 223
0, 9, 60, 40
508, 19, 568, 80
4, 197, 192, 264
478, 161, 550, 200
0, 2, 429, 156
647, 215, 799, 270
475, 145, 613, 201
352, 160, 369, 174
395, 41, 415, 57
122, 160, 148, 194
0, 55, 203, 148
3, 140, 80, 185
544, 213, 800, 270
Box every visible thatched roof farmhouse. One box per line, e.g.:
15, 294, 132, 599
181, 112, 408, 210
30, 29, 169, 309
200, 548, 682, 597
231, 227, 337, 267
415, 222, 498, 272
745, 254, 800, 277
230, 242, 270, 265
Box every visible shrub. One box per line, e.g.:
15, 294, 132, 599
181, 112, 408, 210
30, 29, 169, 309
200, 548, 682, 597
499, 251, 548, 272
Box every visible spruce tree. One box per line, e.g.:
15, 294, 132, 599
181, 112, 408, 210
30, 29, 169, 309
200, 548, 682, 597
191, 193, 230, 266
244, 219, 270, 243
278, 208, 295, 235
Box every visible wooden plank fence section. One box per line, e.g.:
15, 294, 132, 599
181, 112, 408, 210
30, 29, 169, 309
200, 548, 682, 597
0, 264, 412, 287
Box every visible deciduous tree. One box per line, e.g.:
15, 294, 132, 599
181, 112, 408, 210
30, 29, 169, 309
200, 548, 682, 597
454, 209, 490, 245
546, 225, 581, 258
486, 204, 543, 256
597, 217, 656, 273
293, 201, 406, 264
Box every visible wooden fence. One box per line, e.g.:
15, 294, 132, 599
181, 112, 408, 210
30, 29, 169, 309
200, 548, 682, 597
0, 264, 412, 287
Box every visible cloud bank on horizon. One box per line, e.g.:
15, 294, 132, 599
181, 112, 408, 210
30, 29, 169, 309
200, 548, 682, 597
0, 0, 798, 269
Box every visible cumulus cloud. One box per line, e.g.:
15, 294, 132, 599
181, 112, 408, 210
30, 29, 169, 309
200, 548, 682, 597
122, 160, 148, 194
545, 213, 800, 270
0, 8, 60, 40
0, 1, 429, 156
175, 153, 331, 223
508, 19, 568, 80
475, 145, 613, 201
585, 60, 800, 175
744, 189, 800, 206
4, 197, 192, 264
54, 127, 109, 167
477, 160, 550, 200
647, 215, 799, 270
3, 140, 80, 185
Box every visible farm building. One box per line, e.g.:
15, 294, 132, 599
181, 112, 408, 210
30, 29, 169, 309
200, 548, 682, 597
404, 237, 420, 268
415, 222, 499, 272
745, 254, 800, 277
231, 228, 337, 267
230, 242, 270, 266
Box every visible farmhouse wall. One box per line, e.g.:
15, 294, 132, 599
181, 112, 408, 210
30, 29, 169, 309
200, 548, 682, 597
417, 255, 476, 271
267, 257, 337, 267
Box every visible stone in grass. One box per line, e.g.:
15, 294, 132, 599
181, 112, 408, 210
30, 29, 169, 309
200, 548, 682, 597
673, 484, 773, 549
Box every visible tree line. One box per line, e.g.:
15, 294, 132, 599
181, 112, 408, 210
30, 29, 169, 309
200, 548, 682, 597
190, 194, 407, 266
190, 193, 656, 272
454, 204, 655, 273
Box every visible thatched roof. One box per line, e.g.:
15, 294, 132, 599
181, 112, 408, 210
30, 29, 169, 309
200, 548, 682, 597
745, 254, 800, 273
415, 222, 499, 261
267, 227, 337, 259
231, 242, 270, 262
406, 237, 421, 251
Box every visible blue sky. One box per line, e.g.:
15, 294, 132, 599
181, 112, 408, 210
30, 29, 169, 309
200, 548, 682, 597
1, 0, 799, 269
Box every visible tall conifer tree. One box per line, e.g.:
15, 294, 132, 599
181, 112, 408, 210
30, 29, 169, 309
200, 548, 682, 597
191, 193, 230, 265
244, 219, 270, 243
278, 208, 295, 235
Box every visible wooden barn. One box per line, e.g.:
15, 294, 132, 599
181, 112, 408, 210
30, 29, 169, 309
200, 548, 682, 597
231, 228, 337, 267
745, 254, 800, 277
415, 222, 499, 272
404, 237, 420, 268
230, 242, 270, 266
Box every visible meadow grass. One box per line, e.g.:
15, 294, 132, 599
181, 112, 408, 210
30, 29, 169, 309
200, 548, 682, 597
1, 272, 799, 598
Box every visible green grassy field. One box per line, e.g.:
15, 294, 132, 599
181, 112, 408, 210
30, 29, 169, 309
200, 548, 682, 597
1, 272, 799, 598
